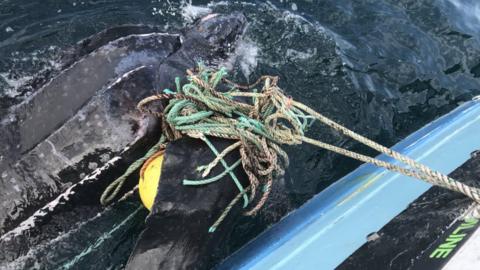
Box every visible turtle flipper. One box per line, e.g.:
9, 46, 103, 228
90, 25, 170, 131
61, 25, 166, 68
126, 137, 248, 270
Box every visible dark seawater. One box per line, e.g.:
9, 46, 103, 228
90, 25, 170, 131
1, 0, 480, 269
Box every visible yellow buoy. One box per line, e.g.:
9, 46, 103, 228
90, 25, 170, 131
139, 152, 164, 211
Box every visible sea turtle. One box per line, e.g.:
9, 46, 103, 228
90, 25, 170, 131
0, 12, 247, 240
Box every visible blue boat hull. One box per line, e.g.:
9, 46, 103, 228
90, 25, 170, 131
219, 98, 480, 270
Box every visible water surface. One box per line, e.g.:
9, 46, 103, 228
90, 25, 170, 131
1, 0, 480, 269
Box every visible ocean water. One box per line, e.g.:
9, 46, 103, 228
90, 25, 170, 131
1, 0, 480, 269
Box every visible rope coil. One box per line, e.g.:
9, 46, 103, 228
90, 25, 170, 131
102, 64, 480, 231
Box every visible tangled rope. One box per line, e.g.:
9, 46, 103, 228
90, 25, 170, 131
102, 64, 480, 232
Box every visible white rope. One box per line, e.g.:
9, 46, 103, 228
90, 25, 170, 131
461, 202, 480, 219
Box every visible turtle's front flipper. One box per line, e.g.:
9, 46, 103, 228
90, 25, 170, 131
0, 33, 181, 235
126, 137, 248, 270
1, 25, 169, 111
0, 33, 180, 159
61, 25, 166, 68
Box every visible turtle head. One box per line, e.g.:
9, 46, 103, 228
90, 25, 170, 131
190, 12, 247, 53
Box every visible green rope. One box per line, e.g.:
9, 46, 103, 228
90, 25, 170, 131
197, 137, 249, 208
183, 159, 242, 186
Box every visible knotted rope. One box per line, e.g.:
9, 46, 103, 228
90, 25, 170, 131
101, 64, 480, 232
